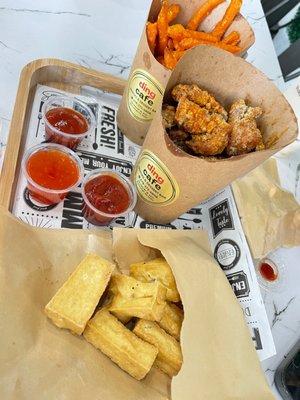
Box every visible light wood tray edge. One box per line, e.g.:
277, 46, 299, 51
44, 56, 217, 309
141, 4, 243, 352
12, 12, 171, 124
0, 58, 127, 211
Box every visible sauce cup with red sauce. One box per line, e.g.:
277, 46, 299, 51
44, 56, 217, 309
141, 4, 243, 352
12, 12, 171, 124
22, 143, 84, 205
42, 95, 95, 150
82, 169, 137, 226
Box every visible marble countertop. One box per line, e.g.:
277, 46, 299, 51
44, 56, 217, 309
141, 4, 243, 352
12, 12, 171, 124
0, 1, 299, 399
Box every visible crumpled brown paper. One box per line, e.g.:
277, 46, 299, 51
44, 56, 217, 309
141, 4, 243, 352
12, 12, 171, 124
232, 159, 300, 259
0, 208, 274, 399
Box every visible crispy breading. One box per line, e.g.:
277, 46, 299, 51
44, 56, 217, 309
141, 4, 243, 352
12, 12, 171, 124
175, 97, 231, 155
172, 84, 227, 119
162, 104, 176, 129
186, 128, 230, 156
226, 99, 263, 156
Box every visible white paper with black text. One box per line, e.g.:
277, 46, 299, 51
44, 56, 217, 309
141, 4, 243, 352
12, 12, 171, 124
12, 84, 275, 360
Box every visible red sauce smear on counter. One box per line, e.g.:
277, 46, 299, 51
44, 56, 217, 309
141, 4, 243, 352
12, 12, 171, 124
45, 107, 88, 134
259, 262, 278, 282
85, 175, 130, 215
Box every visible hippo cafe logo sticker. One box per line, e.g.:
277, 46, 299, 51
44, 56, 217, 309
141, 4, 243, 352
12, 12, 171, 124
214, 239, 241, 271
209, 199, 234, 238
134, 150, 179, 206
127, 69, 163, 123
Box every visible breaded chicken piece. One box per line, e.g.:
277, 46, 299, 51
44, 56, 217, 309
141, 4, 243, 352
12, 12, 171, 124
172, 84, 228, 120
187, 129, 230, 156
168, 128, 190, 153
162, 105, 176, 129
175, 97, 231, 155
226, 99, 263, 156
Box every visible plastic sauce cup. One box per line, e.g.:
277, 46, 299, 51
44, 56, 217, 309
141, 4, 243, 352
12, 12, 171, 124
22, 143, 84, 205
82, 169, 137, 226
42, 95, 96, 150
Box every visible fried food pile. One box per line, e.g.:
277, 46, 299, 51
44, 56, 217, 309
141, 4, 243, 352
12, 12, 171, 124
45, 254, 183, 380
147, 0, 243, 70
163, 83, 264, 157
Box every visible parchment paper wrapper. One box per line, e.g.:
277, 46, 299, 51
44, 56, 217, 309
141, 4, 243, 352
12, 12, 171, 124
0, 208, 274, 399
117, 0, 255, 145
232, 159, 300, 259
132, 45, 298, 224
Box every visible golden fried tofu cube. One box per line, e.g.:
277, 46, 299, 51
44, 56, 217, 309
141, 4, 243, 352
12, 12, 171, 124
83, 309, 158, 380
109, 274, 167, 321
158, 302, 183, 340
45, 254, 114, 335
133, 320, 183, 377
130, 258, 180, 302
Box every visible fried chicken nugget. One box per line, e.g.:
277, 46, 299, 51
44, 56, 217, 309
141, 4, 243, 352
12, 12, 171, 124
186, 130, 230, 156
175, 97, 231, 155
162, 105, 176, 129
226, 99, 263, 156
172, 84, 227, 119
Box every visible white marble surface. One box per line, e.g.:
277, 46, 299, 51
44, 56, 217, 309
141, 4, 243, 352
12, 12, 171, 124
0, 1, 299, 399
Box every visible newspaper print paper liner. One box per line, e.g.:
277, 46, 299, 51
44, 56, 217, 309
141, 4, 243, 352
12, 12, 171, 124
12, 83, 276, 361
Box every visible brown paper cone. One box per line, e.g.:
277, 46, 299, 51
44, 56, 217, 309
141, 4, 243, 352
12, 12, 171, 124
0, 208, 274, 399
132, 45, 298, 224
117, 0, 255, 145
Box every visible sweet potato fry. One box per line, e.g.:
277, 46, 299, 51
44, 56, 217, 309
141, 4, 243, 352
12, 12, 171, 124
168, 24, 218, 43
178, 37, 212, 50
211, 0, 242, 40
157, 0, 169, 55
167, 24, 186, 41
222, 30, 240, 45
213, 41, 241, 53
172, 50, 185, 61
146, 22, 158, 54
164, 47, 178, 70
167, 3, 180, 22
187, 0, 225, 31
178, 37, 240, 54
167, 38, 175, 50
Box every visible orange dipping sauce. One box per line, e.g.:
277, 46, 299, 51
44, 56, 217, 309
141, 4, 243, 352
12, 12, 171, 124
25, 147, 81, 204
45, 107, 89, 149
83, 174, 133, 225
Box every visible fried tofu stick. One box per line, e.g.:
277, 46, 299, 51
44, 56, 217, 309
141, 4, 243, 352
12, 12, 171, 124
133, 320, 183, 377
84, 309, 158, 380
187, 0, 225, 31
158, 302, 183, 340
45, 254, 114, 335
109, 274, 167, 321
130, 257, 180, 302
211, 0, 242, 40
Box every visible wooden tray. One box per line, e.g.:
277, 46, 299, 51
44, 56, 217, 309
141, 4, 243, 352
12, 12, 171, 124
0, 58, 126, 211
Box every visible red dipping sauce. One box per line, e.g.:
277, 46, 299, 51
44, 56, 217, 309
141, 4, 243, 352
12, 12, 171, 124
259, 262, 278, 282
82, 170, 137, 226
23, 144, 83, 205
42, 96, 95, 150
